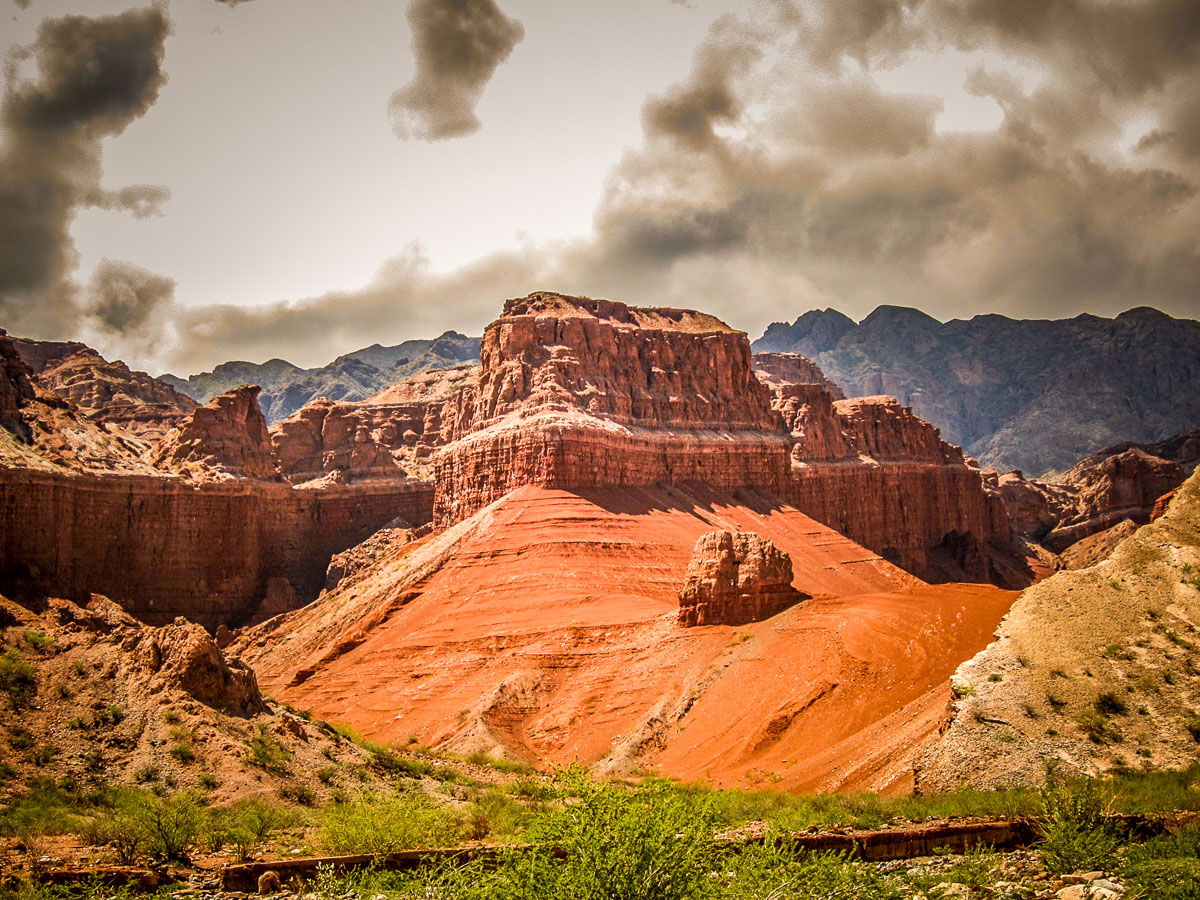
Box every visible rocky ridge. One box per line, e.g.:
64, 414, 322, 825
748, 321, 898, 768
150, 386, 279, 481
755, 305, 1200, 476
163, 331, 481, 424
918, 465, 1200, 790
12, 338, 197, 442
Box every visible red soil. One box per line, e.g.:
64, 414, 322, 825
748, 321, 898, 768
242, 485, 1014, 792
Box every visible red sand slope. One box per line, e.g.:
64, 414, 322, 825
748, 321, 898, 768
241, 485, 1014, 792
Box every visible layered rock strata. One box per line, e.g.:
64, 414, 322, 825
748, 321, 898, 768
677, 530, 806, 626
0, 332, 434, 627
433, 293, 1018, 585
13, 339, 197, 441
270, 366, 474, 485
150, 385, 279, 481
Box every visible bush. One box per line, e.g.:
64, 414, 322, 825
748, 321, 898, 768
477, 770, 722, 900
1077, 709, 1123, 744
136, 791, 204, 861
1036, 777, 1120, 875
169, 744, 195, 764
246, 725, 291, 774
1095, 692, 1129, 716
319, 790, 462, 860
0, 650, 37, 709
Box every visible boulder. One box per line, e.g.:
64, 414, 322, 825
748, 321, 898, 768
678, 531, 807, 627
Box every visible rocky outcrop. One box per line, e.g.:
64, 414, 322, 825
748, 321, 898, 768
0, 329, 36, 443
755, 305, 1200, 476
13, 339, 197, 441
270, 366, 474, 485
433, 292, 793, 524
432, 293, 1018, 586
677, 530, 806, 626
990, 425, 1200, 555
145, 617, 266, 716
150, 386, 278, 481
753, 351, 845, 399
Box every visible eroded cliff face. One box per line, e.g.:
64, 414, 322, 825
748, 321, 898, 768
432, 293, 1018, 585
13, 339, 197, 441
150, 385, 279, 481
270, 366, 475, 486
0, 331, 434, 628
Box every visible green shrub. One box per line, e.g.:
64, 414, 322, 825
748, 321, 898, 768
0, 650, 37, 708
169, 743, 195, 764
365, 741, 432, 778
246, 724, 291, 774
1077, 709, 1123, 744
1036, 778, 1120, 874
136, 791, 204, 861
22, 630, 54, 653
319, 790, 462, 859
478, 770, 721, 900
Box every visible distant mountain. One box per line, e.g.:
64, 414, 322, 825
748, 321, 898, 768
753, 306, 1200, 476
163, 331, 482, 424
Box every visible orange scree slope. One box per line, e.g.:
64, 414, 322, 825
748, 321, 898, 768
241, 484, 1015, 792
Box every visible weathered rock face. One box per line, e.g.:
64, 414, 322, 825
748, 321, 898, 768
434, 293, 794, 524
0, 468, 434, 628
145, 617, 266, 716
991, 425, 1200, 556
432, 292, 1018, 586
678, 530, 806, 626
13, 339, 197, 441
151, 386, 278, 481
753, 351, 845, 400
755, 304, 1200, 477
270, 366, 474, 485
0, 330, 36, 443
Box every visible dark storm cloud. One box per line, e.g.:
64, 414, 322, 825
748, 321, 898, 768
0, 6, 170, 339
85, 259, 175, 335
566, 0, 1200, 326
388, 0, 525, 141
150, 0, 1200, 374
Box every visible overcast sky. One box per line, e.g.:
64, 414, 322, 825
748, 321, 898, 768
2, 0, 1199, 374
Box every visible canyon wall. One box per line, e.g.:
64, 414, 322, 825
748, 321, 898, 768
0, 468, 433, 629
431, 293, 1018, 585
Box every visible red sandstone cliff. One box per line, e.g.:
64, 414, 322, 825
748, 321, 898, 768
270, 366, 474, 485
753, 351, 845, 400
150, 386, 279, 481
433, 293, 1019, 586
13, 339, 197, 441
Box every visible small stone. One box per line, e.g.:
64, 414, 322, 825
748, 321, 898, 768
1055, 886, 1087, 900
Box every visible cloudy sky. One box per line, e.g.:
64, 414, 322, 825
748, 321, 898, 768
2, 0, 1199, 374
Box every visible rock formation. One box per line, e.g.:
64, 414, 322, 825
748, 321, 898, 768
150, 386, 279, 481
144, 616, 266, 716
990, 424, 1200, 558
753, 351, 845, 399
13, 338, 197, 441
677, 530, 806, 626
755, 305, 1200, 476
0, 329, 36, 443
919, 465, 1200, 790
270, 366, 474, 485
0, 331, 434, 627
431, 293, 1015, 585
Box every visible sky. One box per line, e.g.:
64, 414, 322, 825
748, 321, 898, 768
2, 0, 1199, 375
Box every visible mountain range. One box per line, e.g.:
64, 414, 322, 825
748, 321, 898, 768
754, 306, 1200, 476
161, 331, 481, 424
